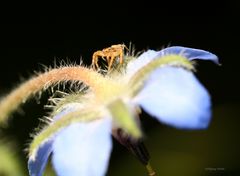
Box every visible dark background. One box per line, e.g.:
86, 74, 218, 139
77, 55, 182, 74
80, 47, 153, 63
0, 2, 239, 176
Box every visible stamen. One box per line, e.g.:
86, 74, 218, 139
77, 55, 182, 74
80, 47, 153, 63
146, 163, 156, 176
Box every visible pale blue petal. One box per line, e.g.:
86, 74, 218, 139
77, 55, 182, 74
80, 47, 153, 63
28, 103, 83, 176
52, 118, 112, 176
135, 67, 211, 129
28, 139, 53, 176
126, 46, 218, 78
158, 46, 219, 63
126, 50, 159, 77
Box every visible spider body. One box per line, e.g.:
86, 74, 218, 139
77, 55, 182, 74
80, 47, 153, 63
92, 44, 127, 70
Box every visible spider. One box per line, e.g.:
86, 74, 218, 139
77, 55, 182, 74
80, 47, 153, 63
92, 44, 128, 70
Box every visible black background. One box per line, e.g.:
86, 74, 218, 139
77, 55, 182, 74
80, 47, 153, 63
0, 2, 239, 176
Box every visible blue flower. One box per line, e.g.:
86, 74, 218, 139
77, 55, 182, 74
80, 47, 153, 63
128, 46, 218, 129
28, 103, 112, 176
28, 46, 218, 176
134, 67, 211, 129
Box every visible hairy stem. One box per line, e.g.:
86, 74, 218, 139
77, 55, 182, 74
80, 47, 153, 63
0, 66, 109, 124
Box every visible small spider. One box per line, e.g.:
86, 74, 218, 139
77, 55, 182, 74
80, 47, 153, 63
92, 44, 128, 70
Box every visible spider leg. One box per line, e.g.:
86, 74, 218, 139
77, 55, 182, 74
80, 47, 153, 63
119, 50, 123, 64
108, 55, 114, 70
92, 53, 99, 70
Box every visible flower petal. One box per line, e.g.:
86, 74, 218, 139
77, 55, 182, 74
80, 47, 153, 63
28, 103, 84, 176
135, 67, 211, 129
126, 50, 159, 77
158, 46, 219, 63
28, 139, 53, 176
52, 118, 112, 176
126, 46, 218, 78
